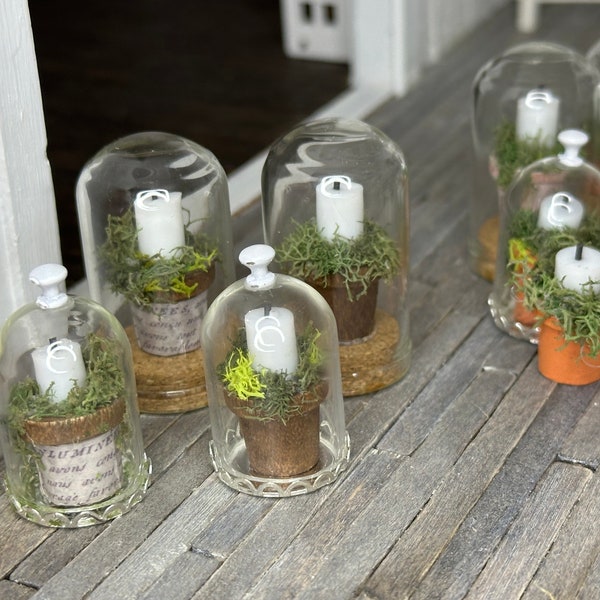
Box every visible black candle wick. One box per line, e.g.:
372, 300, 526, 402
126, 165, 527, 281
333, 180, 341, 191
264, 304, 271, 316
575, 243, 584, 261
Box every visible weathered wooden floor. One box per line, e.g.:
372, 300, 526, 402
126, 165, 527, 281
3, 3, 600, 599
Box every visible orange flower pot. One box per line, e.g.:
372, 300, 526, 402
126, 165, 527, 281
538, 318, 600, 385
513, 291, 542, 327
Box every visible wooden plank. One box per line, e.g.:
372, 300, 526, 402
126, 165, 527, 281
191, 449, 400, 599
0, 579, 35, 600
10, 409, 211, 588
83, 477, 234, 600
15, 430, 215, 598
346, 303, 485, 461
557, 392, 600, 470
0, 499, 53, 579
364, 359, 552, 597
410, 380, 599, 599
240, 351, 523, 598
465, 463, 592, 600
522, 470, 600, 599
577, 550, 600, 599
378, 317, 530, 456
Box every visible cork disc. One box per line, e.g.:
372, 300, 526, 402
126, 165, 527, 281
126, 326, 208, 414
339, 309, 405, 397
476, 215, 499, 282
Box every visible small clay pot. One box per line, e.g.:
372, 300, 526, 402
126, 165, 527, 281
307, 272, 378, 343
538, 318, 600, 385
24, 398, 125, 446
226, 384, 326, 478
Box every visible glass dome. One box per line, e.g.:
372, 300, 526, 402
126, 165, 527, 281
76, 131, 235, 414
489, 129, 600, 342
261, 117, 411, 397
201, 244, 350, 497
0, 264, 150, 527
470, 41, 600, 282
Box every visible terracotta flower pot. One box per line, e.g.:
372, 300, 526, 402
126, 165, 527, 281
513, 290, 542, 327
538, 318, 600, 385
226, 384, 326, 478
131, 264, 215, 356
307, 272, 378, 343
23, 398, 126, 506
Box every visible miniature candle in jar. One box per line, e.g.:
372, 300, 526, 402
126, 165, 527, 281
555, 244, 600, 295
316, 175, 364, 241
516, 88, 560, 147
133, 189, 186, 258
32, 338, 87, 402
537, 192, 584, 230
245, 306, 299, 375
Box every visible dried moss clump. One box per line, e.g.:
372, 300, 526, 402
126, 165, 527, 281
276, 219, 401, 300
100, 208, 217, 306
219, 325, 324, 422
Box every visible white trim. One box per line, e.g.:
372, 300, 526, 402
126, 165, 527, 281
0, 1, 61, 325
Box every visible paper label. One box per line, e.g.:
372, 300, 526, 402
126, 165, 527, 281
131, 290, 208, 356
36, 427, 123, 507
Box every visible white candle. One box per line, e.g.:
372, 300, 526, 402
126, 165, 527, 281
516, 89, 560, 146
32, 338, 87, 402
537, 192, 584, 230
555, 245, 600, 295
133, 189, 186, 258
316, 175, 364, 241
245, 306, 298, 374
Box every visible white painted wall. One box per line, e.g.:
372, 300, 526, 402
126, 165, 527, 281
0, 1, 62, 327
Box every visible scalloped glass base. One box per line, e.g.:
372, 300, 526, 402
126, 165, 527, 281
210, 428, 350, 497
5, 455, 152, 528
488, 293, 540, 344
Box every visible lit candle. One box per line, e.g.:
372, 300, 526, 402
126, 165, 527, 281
555, 244, 600, 294
244, 306, 298, 374
537, 192, 584, 230
316, 175, 364, 241
32, 338, 87, 402
516, 88, 560, 146
133, 189, 186, 258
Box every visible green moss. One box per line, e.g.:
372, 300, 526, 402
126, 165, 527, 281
494, 121, 561, 189
100, 208, 217, 306
220, 324, 324, 422
508, 209, 600, 353
8, 333, 126, 434
276, 219, 400, 300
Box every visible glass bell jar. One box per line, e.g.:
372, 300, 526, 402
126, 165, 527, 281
76, 131, 235, 414
261, 117, 411, 397
489, 129, 600, 343
470, 41, 600, 282
201, 244, 350, 497
0, 264, 151, 527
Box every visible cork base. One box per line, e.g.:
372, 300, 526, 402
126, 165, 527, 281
126, 326, 207, 413
475, 215, 499, 282
339, 309, 405, 396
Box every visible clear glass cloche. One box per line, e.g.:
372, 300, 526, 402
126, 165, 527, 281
470, 41, 600, 282
261, 117, 411, 397
76, 131, 235, 414
201, 244, 350, 497
489, 129, 600, 342
0, 264, 151, 527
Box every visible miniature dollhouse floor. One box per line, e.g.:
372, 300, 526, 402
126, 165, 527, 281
4, 3, 600, 598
